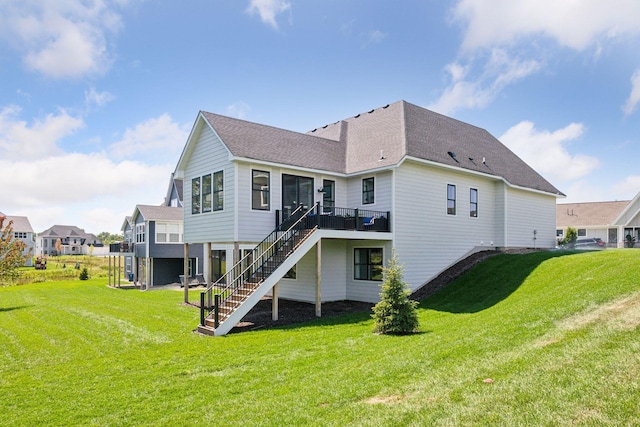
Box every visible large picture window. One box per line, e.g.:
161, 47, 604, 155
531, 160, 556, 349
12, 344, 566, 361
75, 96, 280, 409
252, 170, 270, 210
213, 171, 224, 211
193, 171, 223, 214
470, 188, 478, 217
447, 184, 456, 215
362, 177, 375, 205
354, 248, 383, 281
192, 177, 201, 214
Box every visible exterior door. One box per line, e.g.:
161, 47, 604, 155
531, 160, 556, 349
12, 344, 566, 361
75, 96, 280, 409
282, 174, 314, 218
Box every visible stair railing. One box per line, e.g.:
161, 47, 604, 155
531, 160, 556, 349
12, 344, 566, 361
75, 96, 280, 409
200, 204, 317, 328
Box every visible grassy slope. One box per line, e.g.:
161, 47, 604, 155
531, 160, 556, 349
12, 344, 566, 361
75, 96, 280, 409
1, 250, 639, 426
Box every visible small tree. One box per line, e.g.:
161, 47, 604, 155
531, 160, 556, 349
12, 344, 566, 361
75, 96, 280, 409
55, 238, 63, 256
0, 216, 29, 284
372, 250, 419, 335
564, 226, 578, 248
79, 267, 89, 280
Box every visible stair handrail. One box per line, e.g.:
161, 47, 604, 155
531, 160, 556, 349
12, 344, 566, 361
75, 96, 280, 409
200, 204, 317, 326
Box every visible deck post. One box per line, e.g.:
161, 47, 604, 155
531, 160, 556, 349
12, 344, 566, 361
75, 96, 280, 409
272, 283, 279, 321
316, 239, 321, 317
183, 243, 189, 304
108, 255, 112, 287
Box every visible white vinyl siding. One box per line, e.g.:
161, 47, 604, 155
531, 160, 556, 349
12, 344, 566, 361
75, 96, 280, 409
277, 240, 348, 303
393, 161, 498, 292
347, 171, 392, 212
504, 188, 557, 248
183, 125, 235, 243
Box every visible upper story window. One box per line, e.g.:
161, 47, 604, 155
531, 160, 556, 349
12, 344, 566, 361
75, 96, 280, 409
213, 171, 224, 211
202, 174, 212, 212
136, 224, 145, 243
252, 170, 270, 210
156, 222, 182, 243
192, 177, 201, 214
470, 188, 478, 217
447, 184, 456, 215
362, 177, 375, 205
14, 232, 27, 239
193, 171, 223, 214
322, 179, 335, 213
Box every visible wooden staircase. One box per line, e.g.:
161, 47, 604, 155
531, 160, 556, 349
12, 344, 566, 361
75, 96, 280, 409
197, 206, 317, 336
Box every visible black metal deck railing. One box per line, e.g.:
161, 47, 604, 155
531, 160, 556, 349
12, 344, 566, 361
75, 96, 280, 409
200, 205, 316, 328
276, 204, 391, 232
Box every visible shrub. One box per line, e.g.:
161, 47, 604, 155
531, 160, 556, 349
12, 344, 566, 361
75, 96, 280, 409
372, 251, 419, 335
79, 267, 89, 281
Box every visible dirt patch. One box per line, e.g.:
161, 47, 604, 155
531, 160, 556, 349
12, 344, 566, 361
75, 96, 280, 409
229, 298, 374, 333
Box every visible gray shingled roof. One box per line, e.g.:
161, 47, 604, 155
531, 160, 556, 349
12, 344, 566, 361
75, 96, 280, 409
38, 225, 99, 242
556, 201, 630, 227
3, 215, 34, 233
201, 112, 346, 173
136, 205, 183, 221
199, 100, 563, 196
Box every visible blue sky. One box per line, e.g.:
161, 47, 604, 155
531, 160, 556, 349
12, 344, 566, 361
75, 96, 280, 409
1, 0, 639, 234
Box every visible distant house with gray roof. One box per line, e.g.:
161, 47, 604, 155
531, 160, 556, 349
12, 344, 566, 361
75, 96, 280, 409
557, 193, 640, 247
175, 100, 565, 336
36, 225, 102, 256
1, 212, 35, 266
111, 176, 203, 288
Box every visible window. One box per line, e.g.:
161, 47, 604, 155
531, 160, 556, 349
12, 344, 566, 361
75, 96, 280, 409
191, 177, 201, 214
213, 171, 224, 211
470, 188, 478, 217
447, 184, 456, 215
578, 229, 587, 237
156, 222, 182, 244
284, 265, 296, 279
362, 177, 375, 204
212, 250, 226, 282
252, 170, 270, 210
354, 248, 383, 281
14, 232, 27, 239
193, 171, 223, 214
556, 229, 564, 237
202, 174, 212, 212
136, 224, 145, 243
322, 179, 335, 213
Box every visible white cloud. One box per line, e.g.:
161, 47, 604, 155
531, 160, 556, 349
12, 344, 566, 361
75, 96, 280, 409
499, 121, 600, 183
622, 69, 640, 116
226, 101, 251, 120
428, 49, 540, 115
0, 105, 83, 161
0, 0, 129, 78
246, 0, 291, 30
0, 153, 171, 232
363, 29, 387, 46
109, 114, 189, 163
453, 0, 640, 51
0, 105, 184, 232
612, 175, 640, 200
85, 87, 116, 108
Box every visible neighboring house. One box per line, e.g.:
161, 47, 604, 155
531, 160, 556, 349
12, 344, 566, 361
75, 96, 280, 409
0, 212, 35, 266
110, 177, 203, 288
36, 225, 103, 256
557, 193, 640, 247
174, 100, 564, 335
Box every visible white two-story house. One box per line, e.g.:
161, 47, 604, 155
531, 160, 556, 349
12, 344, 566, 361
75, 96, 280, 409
174, 100, 564, 335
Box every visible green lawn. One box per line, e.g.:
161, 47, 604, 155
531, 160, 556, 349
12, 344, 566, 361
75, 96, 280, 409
1, 249, 639, 426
